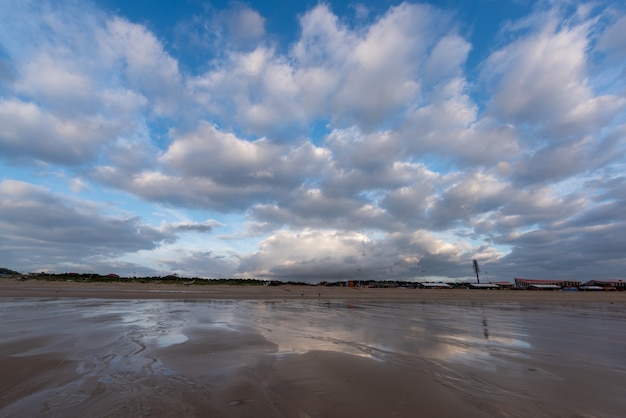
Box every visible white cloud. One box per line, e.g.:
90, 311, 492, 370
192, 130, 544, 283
423, 35, 471, 86
227, 6, 266, 42
99, 17, 185, 116
190, 47, 304, 136
291, 4, 356, 66
93, 167, 273, 212
293, 3, 453, 129
483, 13, 624, 137
0, 3, 166, 168
173, 3, 266, 55
105, 133, 160, 173
189, 3, 465, 136
15, 51, 93, 109
250, 186, 391, 232
0, 98, 127, 165
597, 14, 626, 59
238, 227, 489, 281
429, 171, 511, 228
94, 121, 332, 211
238, 229, 372, 280
324, 127, 400, 173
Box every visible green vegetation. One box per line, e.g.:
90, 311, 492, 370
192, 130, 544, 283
3, 270, 268, 286
2, 267, 481, 288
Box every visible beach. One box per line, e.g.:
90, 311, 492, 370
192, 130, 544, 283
1, 279, 625, 417
1, 278, 625, 302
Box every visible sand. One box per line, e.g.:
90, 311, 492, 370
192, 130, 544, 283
1, 278, 625, 302
1, 279, 625, 417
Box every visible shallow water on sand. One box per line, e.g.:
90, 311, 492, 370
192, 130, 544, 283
1, 298, 625, 417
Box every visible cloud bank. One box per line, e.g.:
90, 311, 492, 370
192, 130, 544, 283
0, 0, 625, 282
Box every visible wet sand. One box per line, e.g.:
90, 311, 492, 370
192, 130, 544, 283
1, 280, 625, 417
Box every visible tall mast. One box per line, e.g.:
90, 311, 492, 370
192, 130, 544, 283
472, 259, 481, 284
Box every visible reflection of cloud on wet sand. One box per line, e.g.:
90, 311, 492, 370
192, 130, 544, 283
1, 299, 625, 417
247, 300, 534, 367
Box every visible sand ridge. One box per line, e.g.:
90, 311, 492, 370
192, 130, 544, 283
1, 278, 624, 302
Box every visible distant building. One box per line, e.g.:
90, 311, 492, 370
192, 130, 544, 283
469, 283, 500, 289
514, 278, 581, 290
578, 285, 604, 291
418, 282, 452, 289
490, 281, 514, 289
581, 280, 625, 291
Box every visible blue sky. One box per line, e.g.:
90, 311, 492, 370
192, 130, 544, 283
1, 0, 625, 282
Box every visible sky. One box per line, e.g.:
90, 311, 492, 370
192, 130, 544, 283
1, 0, 625, 283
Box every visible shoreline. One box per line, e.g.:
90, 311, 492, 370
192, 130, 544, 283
1, 279, 624, 302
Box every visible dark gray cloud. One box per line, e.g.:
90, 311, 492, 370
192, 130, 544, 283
0, 180, 171, 272
161, 250, 240, 278
493, 221, 626, 280
170, 224, 213, 233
